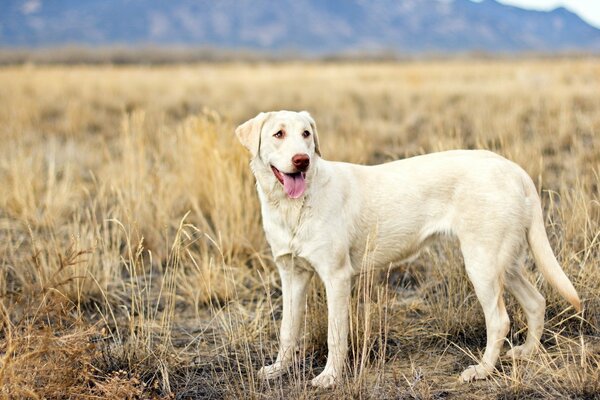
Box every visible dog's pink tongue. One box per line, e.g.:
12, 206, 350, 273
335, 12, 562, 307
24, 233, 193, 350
282, 173, 306, 199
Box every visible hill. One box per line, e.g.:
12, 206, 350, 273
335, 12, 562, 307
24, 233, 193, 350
1, 0, 600, 53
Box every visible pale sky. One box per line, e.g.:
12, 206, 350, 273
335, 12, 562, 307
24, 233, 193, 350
485, 0, 600, 28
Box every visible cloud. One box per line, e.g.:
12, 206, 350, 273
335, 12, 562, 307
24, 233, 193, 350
21, 0, 42, 15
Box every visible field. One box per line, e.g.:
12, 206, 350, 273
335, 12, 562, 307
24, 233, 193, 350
0, 60, 598, 399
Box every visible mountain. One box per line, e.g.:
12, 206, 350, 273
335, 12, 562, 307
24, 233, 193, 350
1, 0, 599, 53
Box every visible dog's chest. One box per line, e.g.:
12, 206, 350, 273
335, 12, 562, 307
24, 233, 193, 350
261, 200, 310, 258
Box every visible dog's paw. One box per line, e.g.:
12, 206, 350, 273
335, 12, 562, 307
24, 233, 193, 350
459, 364, 490, 382
505, 344, 535, 359
311, 370, 338, 388
257, 363, 288, 380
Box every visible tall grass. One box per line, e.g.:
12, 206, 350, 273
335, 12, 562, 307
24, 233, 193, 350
0, 60, 598, 398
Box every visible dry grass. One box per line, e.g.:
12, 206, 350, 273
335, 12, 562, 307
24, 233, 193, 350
0, 59, 598, 399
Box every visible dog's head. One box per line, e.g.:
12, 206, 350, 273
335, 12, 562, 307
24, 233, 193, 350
235, 110, 321, 199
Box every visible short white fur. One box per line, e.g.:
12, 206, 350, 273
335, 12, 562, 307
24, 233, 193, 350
235, 110, 581, 388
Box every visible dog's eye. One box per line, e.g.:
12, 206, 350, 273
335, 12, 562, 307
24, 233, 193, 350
302, 130, 311, 138
273, 130, 284, 138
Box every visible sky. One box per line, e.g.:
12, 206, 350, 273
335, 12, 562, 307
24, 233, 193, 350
490, 0, 600, 28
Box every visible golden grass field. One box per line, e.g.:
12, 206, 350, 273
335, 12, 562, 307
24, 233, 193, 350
0, 60, 598, 399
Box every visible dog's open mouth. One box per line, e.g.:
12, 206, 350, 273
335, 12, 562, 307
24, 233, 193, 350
271, 166, 306, 199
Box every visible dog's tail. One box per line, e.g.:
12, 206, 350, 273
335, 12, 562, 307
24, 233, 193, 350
527, 183, 581, 312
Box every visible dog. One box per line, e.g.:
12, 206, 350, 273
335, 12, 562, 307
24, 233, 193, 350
235, 110, 581, 388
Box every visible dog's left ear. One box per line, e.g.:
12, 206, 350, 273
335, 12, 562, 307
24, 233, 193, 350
299, 111, 321, 156
235, 112, 270, 157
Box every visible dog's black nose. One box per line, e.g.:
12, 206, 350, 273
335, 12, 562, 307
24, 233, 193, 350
292, 153, 310, 171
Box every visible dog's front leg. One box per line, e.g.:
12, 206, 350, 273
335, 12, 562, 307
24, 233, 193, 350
311, 268, 352, 388
258, 259, 313, 380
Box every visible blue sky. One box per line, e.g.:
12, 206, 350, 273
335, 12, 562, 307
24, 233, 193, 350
481, 0, 600, 28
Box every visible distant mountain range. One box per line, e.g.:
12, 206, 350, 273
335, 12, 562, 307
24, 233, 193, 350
2, 0, 600, 54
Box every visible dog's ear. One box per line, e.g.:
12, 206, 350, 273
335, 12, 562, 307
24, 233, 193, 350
299, 111, 321, 156
235, 112, 270, 157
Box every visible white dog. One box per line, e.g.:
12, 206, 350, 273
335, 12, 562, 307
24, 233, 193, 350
235, 110, 581, 388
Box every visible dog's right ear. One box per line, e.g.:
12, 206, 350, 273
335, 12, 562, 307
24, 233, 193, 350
235, 112, 270, 157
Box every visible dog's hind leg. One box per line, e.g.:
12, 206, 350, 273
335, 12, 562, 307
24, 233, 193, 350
504, 250, 546, 359
459, 239, 511, 382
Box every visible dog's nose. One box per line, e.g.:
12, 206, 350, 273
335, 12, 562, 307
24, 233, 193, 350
292, 153, 310, 171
